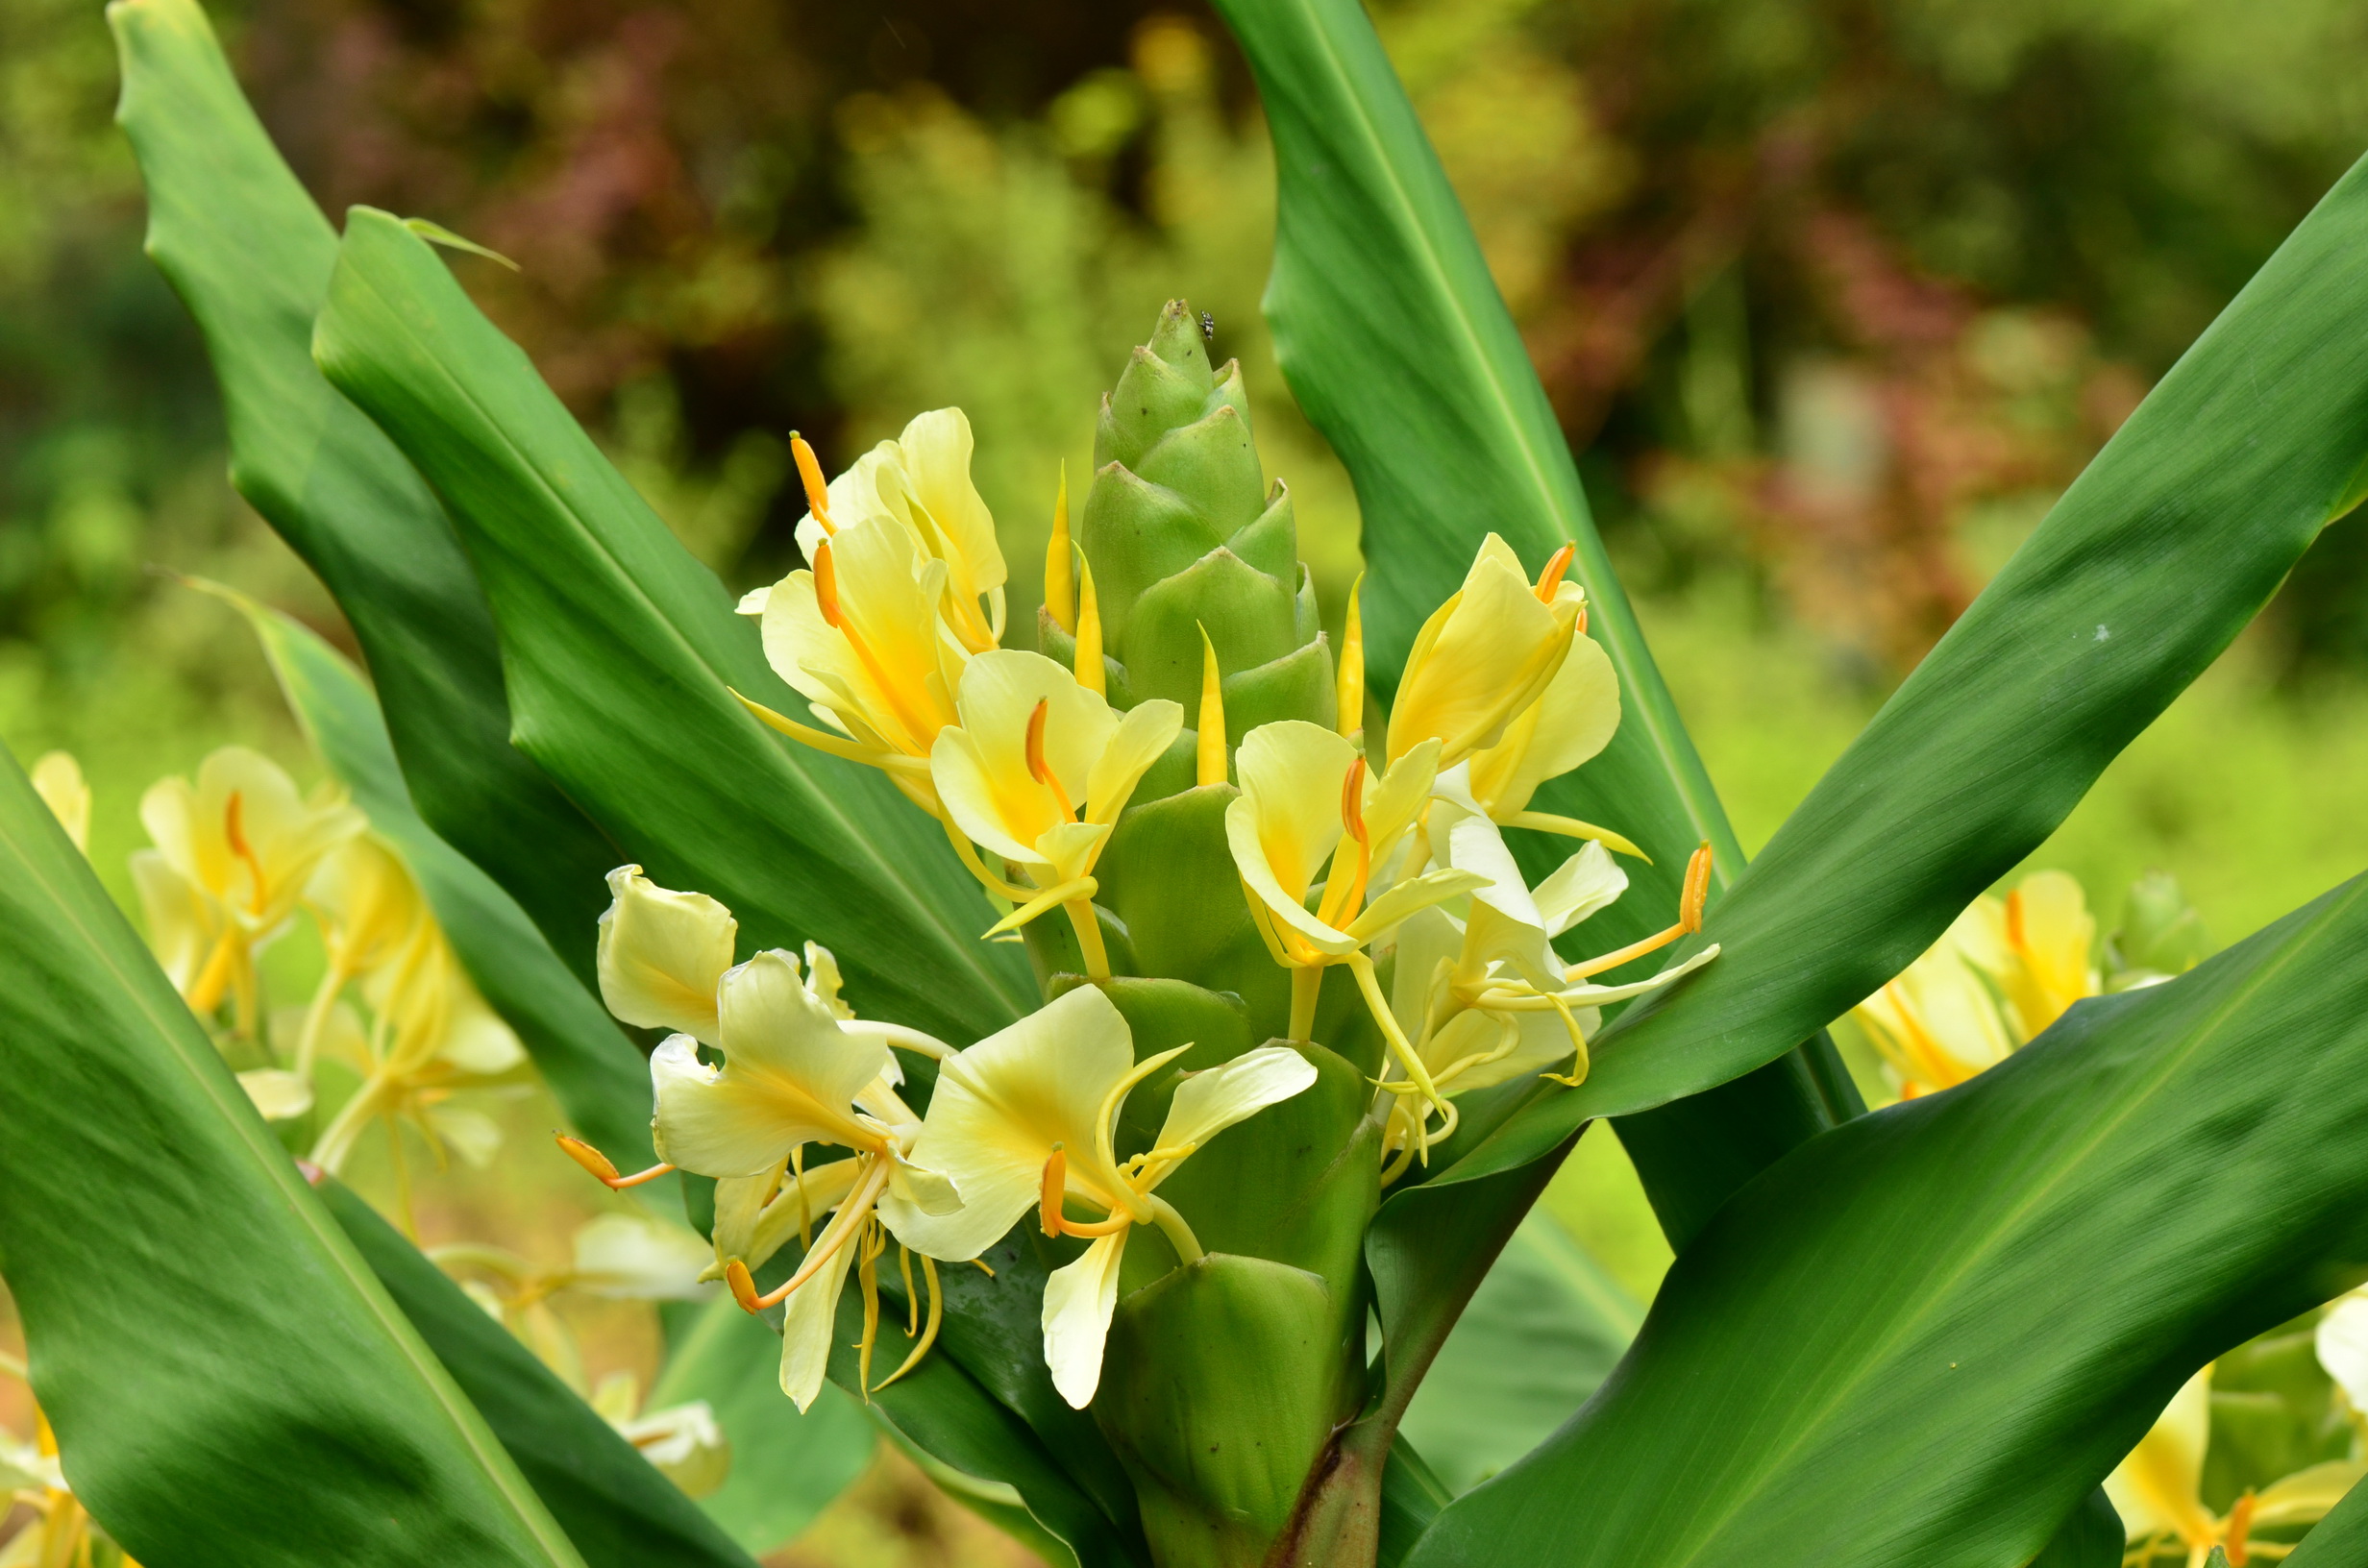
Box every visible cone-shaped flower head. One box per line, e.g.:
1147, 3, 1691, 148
880, 984, 1317, 1408
1070, 302, 1335, 750
132, 746, 365, 1023
1387, 535, 1583, 771
594, 869, 958, 1410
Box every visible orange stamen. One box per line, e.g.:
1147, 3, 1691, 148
814, 539, 843, 627
1318, 757, 1373, 931
1039, 1145, 1068, 1237
2226, 1492, 2256, 1564
1025, 699, 1076, 821
1341, 756, 1369, 845
1680, 843, 1713, 932
791, 432, 834, 535
225, 792, 267, 914
1535, 544, 1575, 602
554, 1133, 674, 1189
726, 1258, 761, 1312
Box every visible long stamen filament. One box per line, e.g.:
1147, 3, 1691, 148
728, 1156, 893, 1311
1500, 811, 1649, 861
1566, 845, 1714, 980
736, 692, 934, 774
812, 541, 940, 752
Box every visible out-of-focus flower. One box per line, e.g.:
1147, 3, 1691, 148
591, 1372, 731, 1499
0, 1358, 140, 1566
29, 750, 89, 854
2108, 1364, 2362, 1566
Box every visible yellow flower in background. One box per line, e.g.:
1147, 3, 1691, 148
590, 1372, 732, 1501
0, 1362, 141, 1568
930, 649, 1182, 976
1852, 870, 2103, 1098
879, 984, 1317, 1409
2108, 1365, 2363, 1565
29, 750, 89, 853
573, 869, 963, 1409
130, 746, 364, 1030
1385, 534, 1581, 770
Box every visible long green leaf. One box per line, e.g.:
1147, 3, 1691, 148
1502, 146, 2368, 1169
110, 0, 620, 980
646, 1295, 877, 1555
200, 580, 653, 1166
1205, 0, 1856, 1245
312, 207, 1035, 1046
0, 746, 581, 1566
2284, 1470, 2368, 1565
320, 1181, 759, 1568
1406, 870, 2368, 1567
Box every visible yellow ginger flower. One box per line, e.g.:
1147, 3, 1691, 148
29, 750, 89, 853
2108, 1365, 2362, 1565
878, 984, 1318, 1409
1386, 534, 1581, 772
0, 1366, 141, 1568
1853, 870, 2100, 1097
1383, 774, 1717, 1178
566, 867, 963, 1409
1223, 722, 1486, 1149
930, 650, 1182, 976
130, 746, 364, 1032
590, 1372, 732, 1501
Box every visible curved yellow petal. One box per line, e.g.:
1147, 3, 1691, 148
597, 865, 735, 1042
1149, 1045, 1318, 1157
779, 1221, 862, 1411
1468, 628, 1620, 818
1042, 1230, 1129, 1409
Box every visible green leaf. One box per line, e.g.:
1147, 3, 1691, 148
1404, 871, 2368, 1568
109, 0, 620, 980
312, 206, 1036, 1044
1517, 145, 2368, 1169
0, 746, 581, 1566
2284, 1468, 2368, 1565
646, 1295, 877, 1556
2029, 1490, 2123, 1568
318, 1181, 758, 1568
1395, 1216, 1640, 1496
1203, 0, 1855, 1244
196, 579, 654, 1167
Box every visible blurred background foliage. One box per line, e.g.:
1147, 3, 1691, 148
8, 0, 2368, 1556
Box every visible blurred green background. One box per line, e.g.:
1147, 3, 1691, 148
8, 0, 2368, 1556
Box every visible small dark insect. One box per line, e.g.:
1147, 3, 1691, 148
1199, 309, 1216, 342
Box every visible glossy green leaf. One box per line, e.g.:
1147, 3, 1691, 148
1511, 146, 2368, 1169
2029, 1491, 2122, 1568
1395, 1215, 1640, 1496
646, 1295, 877, 1555
1406, 871, 2368, 1568
2284, 1468, 2368, 1565
318, 1181, 757, 1568
200, 580, 653, 1167
109, 0, 619, 979
1204, 0, 1855, 1248
0, 747, 581, 1566
313, 206, 1035, 1047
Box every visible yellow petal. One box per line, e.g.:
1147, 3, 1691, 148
130, 847, 222, 998
1389, 905, 1465, 1042
613, 1399, 732, 1498
571, 1214, 714, 1300
597, 866, 736, 1042
236, 1067, 314, 1122
309, 836, 426, 972
932, 650, 1119, 866
778, 1223, 862, 1411
740, 1155, 866, 1275
897, 407, 1007, 597
30, 750, 89, 853
1364, 738, 1442, 865
882, 985, 1135, 1261
2103, 1366, 2215, 1545
1150, 1045, 1318, 1156
1230, 720, 1353, 908
1388, 536, 1574, 766
1225, 794, 1356, 955
2003, 870, 2097, 1037
1467, 628, 1619, 818
1085, 699, 1186, 825
1345, 869, 1491, 944
1533, 842, 1628, 936
1041, 1230, 1129, 1409
2315, 1292, 2368, 1408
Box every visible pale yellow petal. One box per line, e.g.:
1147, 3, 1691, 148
2103, 1366, 2215, 1544
1388, 538, 1573, 765
2316, 1292, 2368, 1408
884, 985, 1135, 1261
2252, 1459, 2368, 1527
932, 727, 1044, 868
30, 751, 89, 852
652, 997, 875, 1179
427, 1104, 504, 1168
236, 1067, 315, 1122
572, 1214, 714, 1300
1224, 794, 1357, 955
1364, 739, 1442, 864
597, 866, 735, 1042
131, 847, 221, 996
1150, 1045, 1319, 1157
1084, 699, 1185, 824
1345, 869, 1491, 943
898, 407, 1006, 593
779, 1225, 861, 1411
1467, 629, 1619, 817
2004, 870, 2098, 1036
1042, 1230, 1129, 1409
614, 1400, 732, 1498
1233, 722, 1354, 903
1389, 905, 1464, 1043
743, 1155, 866, 1273
1533, 842, 1628, 937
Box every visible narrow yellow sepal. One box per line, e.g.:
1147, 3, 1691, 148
1074, 558, 1106, 698
1045, 462, 1075, 635
1337, 572, 1366, 740
1196, 625, 1227, 787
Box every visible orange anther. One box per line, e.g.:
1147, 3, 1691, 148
554, 1133, 674, 1189
726, 1258, 761, 1313
2226, 1491, 2256, 1564
1574, 603, 1589, 636
1535, 544, 1575, 602
814, 539, 842, 628
1025, 699, 1076, 820
1341, 755, 1369, 845
1038, 1145, 1068, 1237
1679, 843, 1713, 933
791, 432, 834, 535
